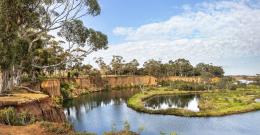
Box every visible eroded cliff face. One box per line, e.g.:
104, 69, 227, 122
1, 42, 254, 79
61, 77, 104, 92
0, 94, 65, 123
15, 97, 65, 122
41, 79, 61, 97
41, 76, 206, 97
104, 76, 157, 88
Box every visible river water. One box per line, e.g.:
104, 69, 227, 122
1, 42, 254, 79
144, 94, 200, 112
64, 89, 260, 135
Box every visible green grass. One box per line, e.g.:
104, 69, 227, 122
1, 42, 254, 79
127, 87, 260, 117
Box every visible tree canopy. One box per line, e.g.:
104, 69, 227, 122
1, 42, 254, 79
0, 0, 108, 92
89, 56, 224, 77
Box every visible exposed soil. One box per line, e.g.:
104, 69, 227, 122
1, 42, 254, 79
0, 123, 50, 135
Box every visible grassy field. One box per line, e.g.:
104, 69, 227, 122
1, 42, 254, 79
127, 87, 260, 117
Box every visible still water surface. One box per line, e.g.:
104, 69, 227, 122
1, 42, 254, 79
64, 89, 260, 135
144, 94, 200, 112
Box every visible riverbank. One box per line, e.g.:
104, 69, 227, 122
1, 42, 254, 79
0, 90, 66, 125
41, 76, 204, 97
0, 121, 100, 135
0, 90, 139, 135
127, 87, 260, 117
0, 121, 139, 135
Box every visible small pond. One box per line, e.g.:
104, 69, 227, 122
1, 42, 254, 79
64, 89, 260, 135
144, 94, 200, 112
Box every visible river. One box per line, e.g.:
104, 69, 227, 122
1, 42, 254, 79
64, 89, 260, 135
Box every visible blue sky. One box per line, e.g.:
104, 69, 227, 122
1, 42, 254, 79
83, 0, 209, 44
82, 0, 260, 75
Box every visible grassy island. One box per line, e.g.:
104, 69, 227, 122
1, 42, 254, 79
127, 87, 260, 117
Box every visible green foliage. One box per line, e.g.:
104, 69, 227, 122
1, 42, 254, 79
110, 55, 124, 75
60, 82, 76, 99
159, 81, 208, 91
196, 63, 224, 77
104, 121, 138, 135
52, 96, 64, 108
143, 59, 162, 77
215, 77, 237, 90
0, 0, 107, 93
123, 121, 130, 131
75, 132, 96, 135
0, 107, 35, 125
170, 132, 177, 135
103, 56, 224, 77
229, 84, 238, 90
128, 87, 260, 117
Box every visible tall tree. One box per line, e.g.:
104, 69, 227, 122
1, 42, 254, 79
110, 55, 124, 75
95, 57, 110, 75
143, 59, 162, 77
196, 63, 224, 77
0, 0, 107, 93
123, 59, 139, 75
173, 59, 193, 77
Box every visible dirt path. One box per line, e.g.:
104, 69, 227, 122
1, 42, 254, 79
0, 123, 50, 135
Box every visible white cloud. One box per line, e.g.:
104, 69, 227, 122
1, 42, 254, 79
87, 0, 260, 74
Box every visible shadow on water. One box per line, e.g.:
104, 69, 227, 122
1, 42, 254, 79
64, 89, 260, 135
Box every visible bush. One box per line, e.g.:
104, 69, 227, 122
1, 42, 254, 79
178, 83, 193, 91
60, 82, 76, 99
158, 80, 172, 87
195, 84, 207, 91
158, 80, 209, 91
40, 121, 96, 135
0, 107, 35, 125
230, 84, 237, 90
236, 82, 247, 88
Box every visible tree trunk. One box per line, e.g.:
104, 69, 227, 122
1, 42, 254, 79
0, 69, 14, 93
0, 67, 21, 94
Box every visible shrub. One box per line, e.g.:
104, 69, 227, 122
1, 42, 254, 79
52, 96, 63, 107
60, 82, 76, 99
61, 87, 72, 99
158, 80, 172, 87
178, 83, 193, 91
195, 84, 207, 91
158, 80, 209, 91
40, 121, 96, 135
230, 84, 237, 90
0, 107, 35, 125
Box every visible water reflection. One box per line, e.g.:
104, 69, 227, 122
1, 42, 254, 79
63, 89, 140, 123
64, 90, 260, 135
144, 94, 200, 112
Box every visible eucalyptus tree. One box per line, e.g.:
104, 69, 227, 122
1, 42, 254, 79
173, 59, 193, 77
143, 59, 162, 77
0, 0, 108, 93
196, 63, 224, 77
95, 57, 110, 75
123, 59, 139, 75
110, 55, 124, 75
81, 64, 93, 75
